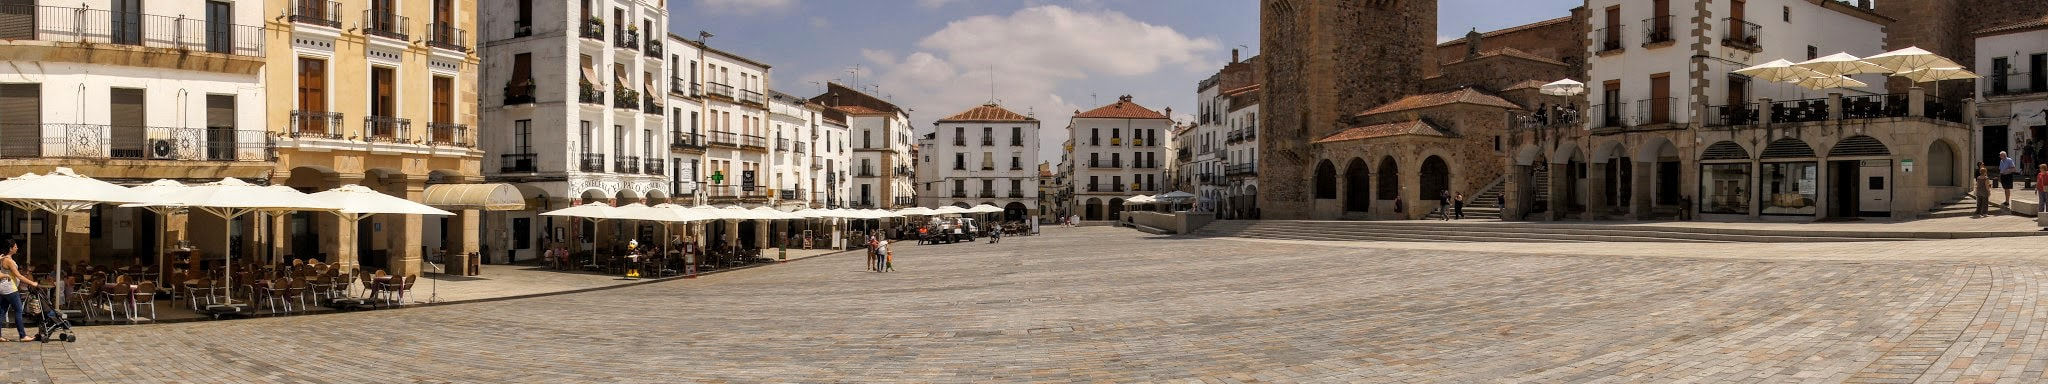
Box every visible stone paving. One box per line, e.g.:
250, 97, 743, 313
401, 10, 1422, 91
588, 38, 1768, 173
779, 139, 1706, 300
6, 227, 2048, 382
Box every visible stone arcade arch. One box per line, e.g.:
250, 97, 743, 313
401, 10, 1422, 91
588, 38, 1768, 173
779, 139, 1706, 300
1419, 156, 1450, 202
1313, 159, 1337, 199
1343, 158, 1370, 212
1928, 139, 1958, 187
1376, 157, 1400, 201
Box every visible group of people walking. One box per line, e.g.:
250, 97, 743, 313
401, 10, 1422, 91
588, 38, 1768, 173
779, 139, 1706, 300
864, 233, 893, 273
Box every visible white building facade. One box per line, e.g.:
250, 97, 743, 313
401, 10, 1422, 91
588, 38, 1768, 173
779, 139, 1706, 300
812, 116, 852, 208
1068, 95, 1171, 221
694, 46, 772, 206
814, 83, 915, 209
1974, 21, 2048, 168
918, 103, 1042, 221
663, 33, 706, 205
480, 0, 671, 260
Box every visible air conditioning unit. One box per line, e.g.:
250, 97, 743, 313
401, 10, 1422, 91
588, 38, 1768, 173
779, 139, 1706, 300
149, 139, 177, 159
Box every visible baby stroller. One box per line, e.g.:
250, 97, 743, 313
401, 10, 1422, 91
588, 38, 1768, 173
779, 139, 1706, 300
23, 290, 76, 343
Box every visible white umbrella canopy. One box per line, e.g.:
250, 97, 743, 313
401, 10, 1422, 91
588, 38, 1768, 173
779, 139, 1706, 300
1156, 191, 1198, 201
865, 209, 904, 218
1797, 75, 1870, 90
749, 206, 799, 220
932, 206, 970, 215
1539, 79, 1586, 96
1895, 67, 1980, 83
309, 184, 454, 216
1127, 195, 1157, 204
646, 203, 722, 222
1735, 59, 1824, 83
788, 208, 830, 219
0, 167, 142, 307
967, 204, 1005, 214
144, 177, 332, 309
1864, 46, 1961, 74
539, 202, 629, 220
716, 205, 762, 220
1794, 52, 1893, 77
894, 207, 939, 216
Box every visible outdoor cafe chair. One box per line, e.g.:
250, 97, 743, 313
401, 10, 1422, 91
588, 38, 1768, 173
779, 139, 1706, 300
285, 279, 310, 313
255, 279, 292, 313
131, 281, 157, 322
385, 275, 417, 308
100, 282, 132, 322
187, 277, 219, 310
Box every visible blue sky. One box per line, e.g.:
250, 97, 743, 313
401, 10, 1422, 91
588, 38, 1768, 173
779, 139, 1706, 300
671, 0, 1583, 160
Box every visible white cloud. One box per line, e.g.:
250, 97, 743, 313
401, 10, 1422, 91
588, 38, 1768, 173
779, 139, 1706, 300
915, 0, 955, 9
816, 5, 1217, 160
695, 0, 796, 16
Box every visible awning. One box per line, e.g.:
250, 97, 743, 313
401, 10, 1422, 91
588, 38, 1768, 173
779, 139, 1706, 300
422, 183, 525, 211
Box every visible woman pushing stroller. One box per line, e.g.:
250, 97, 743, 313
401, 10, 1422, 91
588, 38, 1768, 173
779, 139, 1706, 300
2, 241, 42, 342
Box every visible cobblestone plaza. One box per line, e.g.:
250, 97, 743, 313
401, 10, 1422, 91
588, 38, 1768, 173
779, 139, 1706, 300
6, 226, 2048, 382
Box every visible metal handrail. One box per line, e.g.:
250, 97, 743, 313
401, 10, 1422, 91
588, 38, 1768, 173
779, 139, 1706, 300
0, 4, 267, 57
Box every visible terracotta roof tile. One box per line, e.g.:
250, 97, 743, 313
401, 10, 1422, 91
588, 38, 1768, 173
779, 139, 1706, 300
1314, 120, 1455, 144
1443, 48, 1568, 67
1223, 84, 1262, 96
1436, 16, 1572, 46
938, 104, 1035, 122
832, 105, 890, 115
1500, 79, 1550, 91
1973, 15, 2048, 36
1356, 88, 1524, 117
1074, 96, 1170, 120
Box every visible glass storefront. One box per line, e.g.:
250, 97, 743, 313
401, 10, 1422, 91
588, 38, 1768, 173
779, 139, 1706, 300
1762, 162, 1818, 215
1700, 163, 1750, 214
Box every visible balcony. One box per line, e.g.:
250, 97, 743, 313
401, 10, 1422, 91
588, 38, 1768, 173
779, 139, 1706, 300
361, 9, 408, 40
981, 138, 994, 146
612, 26, 638, 50
364, 116, 411, 143
794, 142, 807, 154
1705, 92, 1960, 128
1226, 163, 1256, 176
739, 90, 765, 106
705, 82, 735, 99
775, 138, 789, 151
981, 164, 995, 171
500, 153, 536, 173
614, 88, 640, 109
644, 37, 662, 57
856, 167, 876, 177
1008, 191, 1024, 198
739, 134, 767, 149
1111, 138, 1123, 146
950, 190, 966, 198
579, 153, 606, 172
1089, 160, 1123, 168
291, 1, 342, 29
513, 19, 532, 38
1723, 18, 1761, 52
578, 81, 605, 105
1705, 103, 1759, 127
503, 81, 537, 105
580, 17, 604, 40
670, 78, 697, 97
953, 138, 966, 146
615, 156, 637, 174
1771, 98, 1831, 124
707, 131, 738, 146
977, 191, 996, 198
1641, 16, 1672, 46
1592, 102, 1628, 128
1596, 26, 1624, 54
1011, 139, 1024, 147
428, 123, 469, 148
289, 111, 344, 140
780, 189, 800, 200
0, 4, 268, 57
1635, 97, 1676, 125
644, 158, 664, 175
1988, 72, 2046, 97
644, 95, 662, 115
427, 23, 466, 51
0, 125, 272, 161
1134, 161, 1158, 169
671, 133, 705, 152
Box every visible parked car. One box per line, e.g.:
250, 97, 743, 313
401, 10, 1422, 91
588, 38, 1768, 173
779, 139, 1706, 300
920, 217, 977, 244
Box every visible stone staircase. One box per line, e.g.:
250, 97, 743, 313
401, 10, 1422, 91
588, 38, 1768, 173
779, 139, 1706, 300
1192, 219, 2039, 244
1926, 191, 2039, 219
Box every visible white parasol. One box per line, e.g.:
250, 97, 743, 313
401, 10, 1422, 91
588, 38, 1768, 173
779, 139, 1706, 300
1538, 79, 1586, 96
0, 168, 143, 307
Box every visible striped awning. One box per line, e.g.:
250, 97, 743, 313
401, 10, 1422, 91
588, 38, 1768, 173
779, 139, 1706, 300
422, 183, 525, 211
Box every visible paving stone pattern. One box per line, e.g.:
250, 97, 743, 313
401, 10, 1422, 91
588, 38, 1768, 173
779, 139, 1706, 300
5, 227, 2048, 382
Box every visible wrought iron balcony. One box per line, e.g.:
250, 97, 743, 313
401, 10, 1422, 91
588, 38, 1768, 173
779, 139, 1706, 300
614, 88, 640, 109
427, 22, 466, 51
428, 123, 469, 148
291, 0, 342, 28
1642, 16, 1672, 46
739, 134, 767, 149
1596, 26, 1624, 53
1636, 97, 1677, 125
856, 167, 876, 177
671, 133, 704, 151
775, 138, 789, 151
579, 81, 605, 105
364, 116, 411, 143
739, 89, 765, 106
579, 153, 606, 172
707, 131, 738, 146
0, 4, 267, 57
613, 26, 639, 50
361, 9, 408, 40
500, 153, 537, 173
981, 138, 994, 146
1723, 18, 1761, 52
1592, 102, 1629, 128
0, 124, 272, 161
644, 95, 662, 115
289, 111, 344, 140
1226, 163, 1256, 176
644, 158, 664, 175
579, 16, 603, 40
978, 191, 996, 198
705, 82, 734, 99
513, 19, 532, 37
1008, 191, 1024, 198
670, 78, 697, 97
645, 37, 662, 57
504, 81, 537, 105
615, 156, 640, 174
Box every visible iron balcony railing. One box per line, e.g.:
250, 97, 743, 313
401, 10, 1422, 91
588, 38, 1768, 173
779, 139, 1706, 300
949, 190, 966, 198
513, 19, 531, 37
1724, 18, 1761, 51
500, 153, 536, 173
1011, 138, 1024, 146
977, 191, 995, 198
739, 89, 765, 105
856, 167, 876, 177
643, 95, 662, 115
504, 81, 537, 105
670, 78, 697, 97
1134, 161, 1158, 169
579, 153, 606, 172
775, 138, 789, 151
1592, 102, 1628, 128
705, 82, 734, 99
291, 1, 342, 28
1008, 191, 1024, 198
427, 122, 469, 148
780, 189, 800, 200
644, 158, 663, 175
1089, 160, 1123, 168
579, 16, 603, 40
616, 155, 640, 174
670, 133, 704, 151
612, 26, 638, 50
1842, 94, 1910, 119
0, 124, 271, 161
794, 142, 807, 154
289, 111, 344, 139
613, 88, 640, 109
953, 138, 966, 146
1641, 16, 1672, 46
578, 81, 605, 105
1771, 98, 1830, 124
0, 4, 267, 57
361, 9, 407, 40
738, 134, 767, 149
1705, 103, 1759, 127
1635, 97, 1677, 125
1596, 26, 1624, 53
364, 116, 411, 143
981, 138, 994, 146
427, 22, 466, 51
707, 131, 738, 146
1226, 163, 1256, 175
644, 37, 661, 57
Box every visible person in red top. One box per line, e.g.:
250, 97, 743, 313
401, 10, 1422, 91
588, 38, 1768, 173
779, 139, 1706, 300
2036, 164, 2047, 215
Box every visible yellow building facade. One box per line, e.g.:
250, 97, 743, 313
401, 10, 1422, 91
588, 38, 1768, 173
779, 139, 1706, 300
264, 0, 482, 275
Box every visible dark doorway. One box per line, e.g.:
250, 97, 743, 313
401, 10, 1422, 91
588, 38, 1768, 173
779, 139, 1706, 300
358, 219, 381, 270
738, 220, 757, 249
1657, 161, 1681, 205
1831, 160, 1859, 218
291, 211, 320, 262
1984, 125, 2008, 167
1419, 156, 1450, 201
1344, 158, 1369, 212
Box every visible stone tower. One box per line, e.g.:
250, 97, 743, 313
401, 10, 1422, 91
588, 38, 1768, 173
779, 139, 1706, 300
1256, 0, 1436, 219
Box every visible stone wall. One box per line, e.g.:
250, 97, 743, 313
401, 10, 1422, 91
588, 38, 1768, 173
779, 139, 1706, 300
1425, 55, 1572, 93
1257, 0, 1435, 219
1431, 13, 1586, 79
1876, 0, 2047, 95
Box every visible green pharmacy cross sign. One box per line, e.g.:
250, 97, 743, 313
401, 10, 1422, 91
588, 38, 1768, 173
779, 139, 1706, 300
711, 171, 725, 183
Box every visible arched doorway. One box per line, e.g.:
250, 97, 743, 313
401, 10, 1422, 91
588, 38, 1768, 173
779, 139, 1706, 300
1343, 157, 1369, 212
1084, 198, 1103, 221
1827, 135, 1894, 217
1003, 202, 1027, 222
1419, 156, 1450, 201
1313, 159, 1337, 199
1928, 139, 1958, 187
1376, 157, 1399, 201
1108, 198, 1126, 221
1593, 140, 1629, 212
1636, 137, 1681, 212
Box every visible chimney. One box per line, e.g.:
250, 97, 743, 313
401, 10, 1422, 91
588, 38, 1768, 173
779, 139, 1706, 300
1231, 49, 1239, 63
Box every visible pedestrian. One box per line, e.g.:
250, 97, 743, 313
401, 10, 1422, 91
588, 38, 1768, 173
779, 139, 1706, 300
1, 241, 38, 342
2000, 151, 2019, 206
1453, 192, 1466, 220
879, 239, 894, 272
1438, 190, 1452, 221
1976, 163, 1993, 218
989, 226, 1001, 243
2037, 164, 2048, 215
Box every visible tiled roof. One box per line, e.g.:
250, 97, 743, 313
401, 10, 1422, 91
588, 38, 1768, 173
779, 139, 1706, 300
1356, 88, 1524, 117
1436, 16, 1572, 46
833, 105, 890, 115
1973, 15, 2048, 36
938, 103, 1034, 122
1314, 120, 1455, 144
1443, 48, 1567, 67
1500, 79, 1550, 91
1223, 84, 1262, 96
1074, 97, 1170, 120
